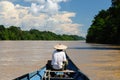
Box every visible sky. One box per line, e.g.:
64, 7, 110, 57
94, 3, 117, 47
0, 0, 111, 37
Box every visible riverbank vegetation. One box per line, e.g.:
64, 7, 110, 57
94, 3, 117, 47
86, 0, 120, 44
0, 25, 85, 40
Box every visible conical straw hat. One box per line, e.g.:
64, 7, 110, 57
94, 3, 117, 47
54, 44, 67, 50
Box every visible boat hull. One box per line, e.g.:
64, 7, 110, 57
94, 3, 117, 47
14, 55, 89, 80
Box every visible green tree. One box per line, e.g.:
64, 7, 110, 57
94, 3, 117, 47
0, 25, 5, 40
112, 0, 120, 7
86, 0, 120, 44
0, 25, 5, 31
0, 25, 84, 40
7, 26, 22, 40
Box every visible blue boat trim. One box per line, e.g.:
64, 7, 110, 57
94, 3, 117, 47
14, 54, 89, 80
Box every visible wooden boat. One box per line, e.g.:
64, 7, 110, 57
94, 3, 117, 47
14, 54, 89, 80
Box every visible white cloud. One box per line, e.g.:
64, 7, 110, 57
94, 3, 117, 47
24, 0, 68, 4
0, 1, 19, 26
0, 0, 83, 36
53, 12, 75, 23
28, 0, 60, 15
24, 0, 45, 4
0, 1, 14, 12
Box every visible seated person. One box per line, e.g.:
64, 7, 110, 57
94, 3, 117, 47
51, 44, 68, 70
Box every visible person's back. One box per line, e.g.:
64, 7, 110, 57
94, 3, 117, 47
51, 44, 67, 70
51, 50, 66, 70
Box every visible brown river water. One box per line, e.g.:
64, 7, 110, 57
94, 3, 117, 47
0, 41, 120, 80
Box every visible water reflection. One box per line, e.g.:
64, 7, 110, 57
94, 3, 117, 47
70, 46, 120, 50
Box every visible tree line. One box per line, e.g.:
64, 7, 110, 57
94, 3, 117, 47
86, 0, 120, 44
0, 25, 85, 40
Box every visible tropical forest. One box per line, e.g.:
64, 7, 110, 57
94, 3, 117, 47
86, 0, 120, 44
0, 25, 84, 40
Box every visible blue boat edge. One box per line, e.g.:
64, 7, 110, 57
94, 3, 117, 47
13, 54, 90, 80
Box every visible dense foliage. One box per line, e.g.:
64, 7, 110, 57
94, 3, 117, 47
0, 25, 85, 40
86, 0, 120, 44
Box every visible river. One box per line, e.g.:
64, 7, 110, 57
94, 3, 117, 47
0, 41, 120, 80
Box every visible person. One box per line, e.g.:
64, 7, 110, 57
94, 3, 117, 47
51, 44, 68, 70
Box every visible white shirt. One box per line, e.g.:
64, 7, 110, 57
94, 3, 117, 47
51, 50, 67, 69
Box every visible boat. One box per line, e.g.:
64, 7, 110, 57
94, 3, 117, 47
14, 54, 89, 80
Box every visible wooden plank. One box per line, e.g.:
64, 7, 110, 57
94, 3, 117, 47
46, 70, 75, 73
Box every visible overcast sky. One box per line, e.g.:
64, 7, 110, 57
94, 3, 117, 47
0, 0, 111, 37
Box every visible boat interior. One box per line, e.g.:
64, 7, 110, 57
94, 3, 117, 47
43, 69, 76, 80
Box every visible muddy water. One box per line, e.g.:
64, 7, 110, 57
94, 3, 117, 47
0, 41, 120, 80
